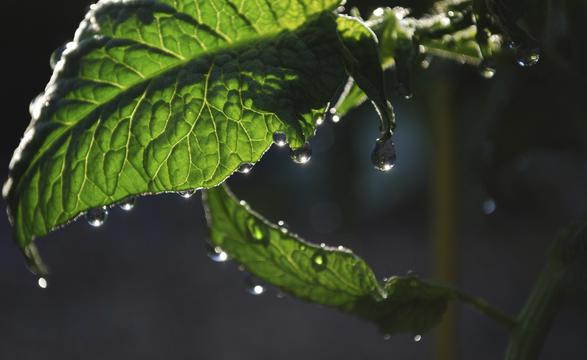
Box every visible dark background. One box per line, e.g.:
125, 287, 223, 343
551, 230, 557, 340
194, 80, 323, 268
1, 1, 586, 359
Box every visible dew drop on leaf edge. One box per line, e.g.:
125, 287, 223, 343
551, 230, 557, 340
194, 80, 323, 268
49, 44, 67, 70
371, 137, 397, 172
119, 197, 136, 211
273, 132, 287, 147
179, 189, 197, 199
206, 243, 229, 263
237, 162, 254, 174
86, 206, 108, 227
37, 277, 48, 289
245, 276, 265, 296
291, 143, 312, 165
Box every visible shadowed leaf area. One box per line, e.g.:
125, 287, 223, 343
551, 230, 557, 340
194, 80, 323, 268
204, 185, 452, 335
4, 0, 350, 254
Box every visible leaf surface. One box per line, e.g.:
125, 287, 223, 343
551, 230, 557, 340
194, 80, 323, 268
4, 0, 347, 257
204, 185, 452, 335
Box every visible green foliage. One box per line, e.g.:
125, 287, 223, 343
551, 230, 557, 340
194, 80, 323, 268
3, 0, 542, 345
5, 0, 351, 254
204, 185, 452, 335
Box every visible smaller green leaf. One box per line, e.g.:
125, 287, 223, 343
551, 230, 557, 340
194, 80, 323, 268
203, 185, 452, 335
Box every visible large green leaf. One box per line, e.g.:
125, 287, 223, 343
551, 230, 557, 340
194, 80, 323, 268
203, 185, 452, 335
4, 0, 350, 261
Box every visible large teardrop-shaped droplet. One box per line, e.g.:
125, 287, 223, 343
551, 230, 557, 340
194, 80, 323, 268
50, 44, 67, 70
516, 47, 540, 67
206, 243, 229, 263
86, 206, 108, 227
119, 197, 136, 211
179, 189, 197, 199
238, 162, 254, 174
273, 132, 287, 147
245, 276, 265, 296
371, 136, 397, 172
37, 276, 48, 289
291, 143, 312, 165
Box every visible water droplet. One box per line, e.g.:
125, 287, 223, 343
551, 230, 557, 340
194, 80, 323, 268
247, 218, 269, 244
86, 206, 108, 227
414, 334, 422, 342
238, 162, 254, 174
311, 250, 327, 271
316, 117, 324, 126
50, 45, 67, 70
291, 143, 312, 165
420, 56, 433, 69
371, 136, 397, 172
119, 197, 136, 211
383, 334, 392, 341
516, 47, 540, 67
397, 83, 413, 100
277, 220, 289, 234
206, 243, 228, 263
37, 277, 48, 289
273, 132, 287, 147
179, 189, 197, 199
331, 114, 341, 123
245, 276, 265, 296
482, 198, 496, 215
479, 60, 496, 79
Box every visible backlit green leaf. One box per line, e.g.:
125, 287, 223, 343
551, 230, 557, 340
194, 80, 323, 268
4, 0, 349, 265
204, 185, 452, 335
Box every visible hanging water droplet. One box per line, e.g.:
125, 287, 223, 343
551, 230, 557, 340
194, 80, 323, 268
414, 334, 422, 342
86, 206, 108, 227
37, 277, 48, 289
516, 47, 540, 67
206, 243, 228, 263
238, 162, 254, 174
49, 44, 67, 70
397, 83, 413, 100
479, 60, 496, 79
420, 55, 433, 69
482, 198, 497, 215
245, 276, 265, 296
179, 189, 197, 199
273, 132, 287, 147
291, 143, 312, 165
119, 197, 136, 211
316, 117, 324, 126
371, 136, 397, 172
